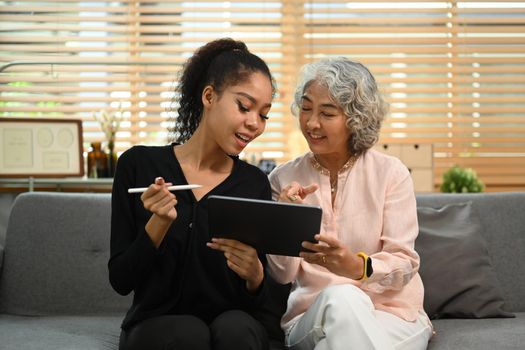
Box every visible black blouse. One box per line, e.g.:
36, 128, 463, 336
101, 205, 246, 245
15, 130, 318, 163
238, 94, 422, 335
109, 145, 272, 330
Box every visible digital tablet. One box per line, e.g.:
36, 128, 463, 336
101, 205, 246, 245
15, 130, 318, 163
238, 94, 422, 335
208, 195, 322, 256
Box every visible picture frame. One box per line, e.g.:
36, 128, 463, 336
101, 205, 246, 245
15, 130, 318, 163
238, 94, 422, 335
0, 118, 84, 178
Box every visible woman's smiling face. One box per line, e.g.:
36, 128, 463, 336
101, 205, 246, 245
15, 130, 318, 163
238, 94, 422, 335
299, 80, 351, 157
203, 71, 273, 156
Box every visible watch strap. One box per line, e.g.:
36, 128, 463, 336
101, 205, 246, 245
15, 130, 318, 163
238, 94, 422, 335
357, 252, 373, 281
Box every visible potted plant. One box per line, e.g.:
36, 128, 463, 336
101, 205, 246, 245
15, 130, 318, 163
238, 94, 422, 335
440, 165, 484, 193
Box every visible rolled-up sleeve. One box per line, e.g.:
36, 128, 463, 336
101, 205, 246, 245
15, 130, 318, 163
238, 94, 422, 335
362, 164, 420, 293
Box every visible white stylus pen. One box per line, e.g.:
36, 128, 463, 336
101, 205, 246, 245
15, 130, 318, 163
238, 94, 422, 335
128, 184, 202, 194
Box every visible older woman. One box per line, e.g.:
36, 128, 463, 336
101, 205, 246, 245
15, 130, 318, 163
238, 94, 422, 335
267, 58, 433, 350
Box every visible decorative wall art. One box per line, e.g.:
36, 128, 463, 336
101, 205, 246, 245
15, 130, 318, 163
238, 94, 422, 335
0, 118, 84, 177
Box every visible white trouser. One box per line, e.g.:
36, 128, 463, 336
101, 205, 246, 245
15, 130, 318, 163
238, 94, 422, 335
285, 284, 433, 350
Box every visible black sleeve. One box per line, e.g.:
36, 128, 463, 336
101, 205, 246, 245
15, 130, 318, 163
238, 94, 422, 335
108, 147, 164, 296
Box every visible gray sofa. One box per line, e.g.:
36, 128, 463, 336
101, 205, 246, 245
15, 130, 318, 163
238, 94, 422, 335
0, 191, 523, 349
0, 192, 128, 350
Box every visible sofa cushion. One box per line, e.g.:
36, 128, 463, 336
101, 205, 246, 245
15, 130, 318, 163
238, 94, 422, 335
0, 192, 130, 315
428, 312, 525, 350
0, 314, 123, 350
0, 313, 287, 350
416, 192, 525, 313
416, 201, 513, 319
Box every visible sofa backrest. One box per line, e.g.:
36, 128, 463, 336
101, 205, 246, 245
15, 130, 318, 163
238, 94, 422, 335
0, 192, 130, 316
416, 192, 525, 312
1, 191, 522, 316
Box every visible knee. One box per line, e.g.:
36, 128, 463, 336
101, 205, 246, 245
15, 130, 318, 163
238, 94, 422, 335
319, 284, 371, 305
317, 284, 374, 317
211, 310, 268, 350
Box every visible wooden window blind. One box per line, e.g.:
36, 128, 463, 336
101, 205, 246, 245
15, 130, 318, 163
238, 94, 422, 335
1, 1, 524, 191
297, 0, 525, 191
0, 0, 293, 163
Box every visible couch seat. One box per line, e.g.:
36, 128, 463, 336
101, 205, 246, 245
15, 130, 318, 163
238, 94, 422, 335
429, 312, 525, 350
0, 314, 123, 350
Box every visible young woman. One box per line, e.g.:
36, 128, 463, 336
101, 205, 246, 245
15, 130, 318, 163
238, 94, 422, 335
268, 58, 433, 349
109, 38, 275, 350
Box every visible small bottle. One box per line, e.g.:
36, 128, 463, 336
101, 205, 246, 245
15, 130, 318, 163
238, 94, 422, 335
87, 142, 109, 178
107, 139, 117, 177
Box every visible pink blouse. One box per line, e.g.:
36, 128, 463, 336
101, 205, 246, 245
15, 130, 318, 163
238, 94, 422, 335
267, 149, 426, 330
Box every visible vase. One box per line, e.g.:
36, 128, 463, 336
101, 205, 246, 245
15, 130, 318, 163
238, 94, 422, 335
107, 139, 117, 177
87, 142, 109, 178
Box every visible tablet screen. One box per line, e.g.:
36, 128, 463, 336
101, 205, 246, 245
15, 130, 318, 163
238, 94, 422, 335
208, 195, 322, 256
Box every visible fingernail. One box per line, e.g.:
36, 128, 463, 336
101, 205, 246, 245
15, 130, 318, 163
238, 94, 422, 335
301, 241, 307, 247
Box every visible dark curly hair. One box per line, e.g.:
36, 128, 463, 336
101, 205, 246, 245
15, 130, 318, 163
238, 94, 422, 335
169, 38, 275, 143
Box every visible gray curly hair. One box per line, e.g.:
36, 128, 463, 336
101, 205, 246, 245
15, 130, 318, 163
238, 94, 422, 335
291, 57, 388, 155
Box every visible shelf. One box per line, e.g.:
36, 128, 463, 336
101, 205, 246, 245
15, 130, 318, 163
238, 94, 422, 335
0, 177, 113, 192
